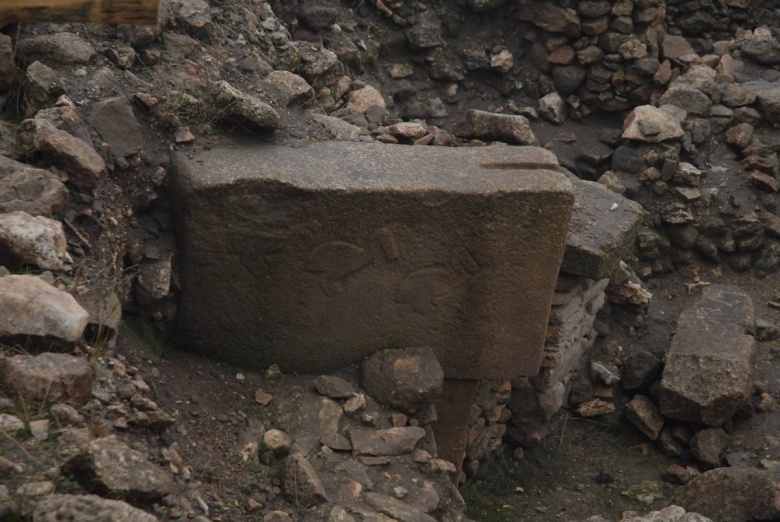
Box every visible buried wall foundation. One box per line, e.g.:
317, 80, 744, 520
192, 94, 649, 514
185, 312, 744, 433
172, 141, 641, 471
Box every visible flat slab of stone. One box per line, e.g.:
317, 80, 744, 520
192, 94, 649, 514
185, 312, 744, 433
173, 142, 573, 379
660, 285, 757, 426
561, 179, 643, 279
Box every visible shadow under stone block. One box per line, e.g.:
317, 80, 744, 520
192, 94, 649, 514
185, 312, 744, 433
172, 142, 574, 380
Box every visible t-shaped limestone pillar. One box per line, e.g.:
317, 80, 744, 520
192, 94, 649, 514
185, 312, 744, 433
173, 142, 573, 382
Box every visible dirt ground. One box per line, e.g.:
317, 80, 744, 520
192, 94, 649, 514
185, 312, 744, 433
112, 262, 780, 522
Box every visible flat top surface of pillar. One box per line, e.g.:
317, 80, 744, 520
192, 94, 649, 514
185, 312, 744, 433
179, 141, 569, 194
174, 142, 574, 380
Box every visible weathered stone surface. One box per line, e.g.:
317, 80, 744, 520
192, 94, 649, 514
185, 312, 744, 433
17, 119, 105, 190
89, 97, 143, 160
63, 436, 174, 500
361, 347, 443, 412
24, 62, 65, 114
517, 2, 580, 37
742, 81, 780, 124
659, 84, 712, 116
741, 36, 780, 65
311, 114, 363, 141
625, 395, 663, 441
0, 211, 69, 270
16, 33, 96, 64
209, 80, 282, 131
690, 428, 729, 469
263, 429, 293, 455
313, 375, 355, 399
660, 285, 757, 426
282, 454, 328, 507
622, 105, 684, 143
621, 351, 663, 391
173, 142, 573, 379
169, 0, 211, 30
561, 179, 643, 279
453, 110, 536, 145
365, 493, 437, 522
619, 505, 712, 522
350, 427, 426, 456
539, 92, 567, 124
0, 275, 89, 343
0, 156, 68, 217
676, 468, 780, 521
260, 71, 314, 108
1, 353, 92, 406
33, 494, 159, 522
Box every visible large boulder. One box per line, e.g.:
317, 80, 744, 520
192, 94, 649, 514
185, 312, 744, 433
0, 275, 89, 344
173, 142, 572, 379
676, 468, 780, 521
660, 285, 757, 426
16, 33, 96, 64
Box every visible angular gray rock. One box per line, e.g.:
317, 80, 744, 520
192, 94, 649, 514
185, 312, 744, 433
350, 427, 426, 456
0, 156, 69, 216
63, 436, 174, 500
621, 351, 663, 391
282, 454, 328, 507
210, 80, 282, 132
1, 352, 93, 406
659, 84, 712, 116
660, 285, 757, 426
365, 492, 437, 522
0, 275, 89, 343
33, 494, 159, 521
561, 179, 643, 279
260, 71, 314, 108
689, 428, 729, 469
538, 92, 567, 124
361, 347, 444, 413
0, 211, 70, 270
741, 36, 780, 65
453, 109, 536, 145
24, 61, 65, 114
622, 105, 684, 143
676, 468, 780, 521
89, 97, 143, 160
17, 119, 105, 190
625, 395, 664, 441
313, 375, 355, 399
16, 33, 97, 64
517, 2, 580, 37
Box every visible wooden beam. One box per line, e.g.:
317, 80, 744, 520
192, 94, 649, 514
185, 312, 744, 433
0, 0, 159, 25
